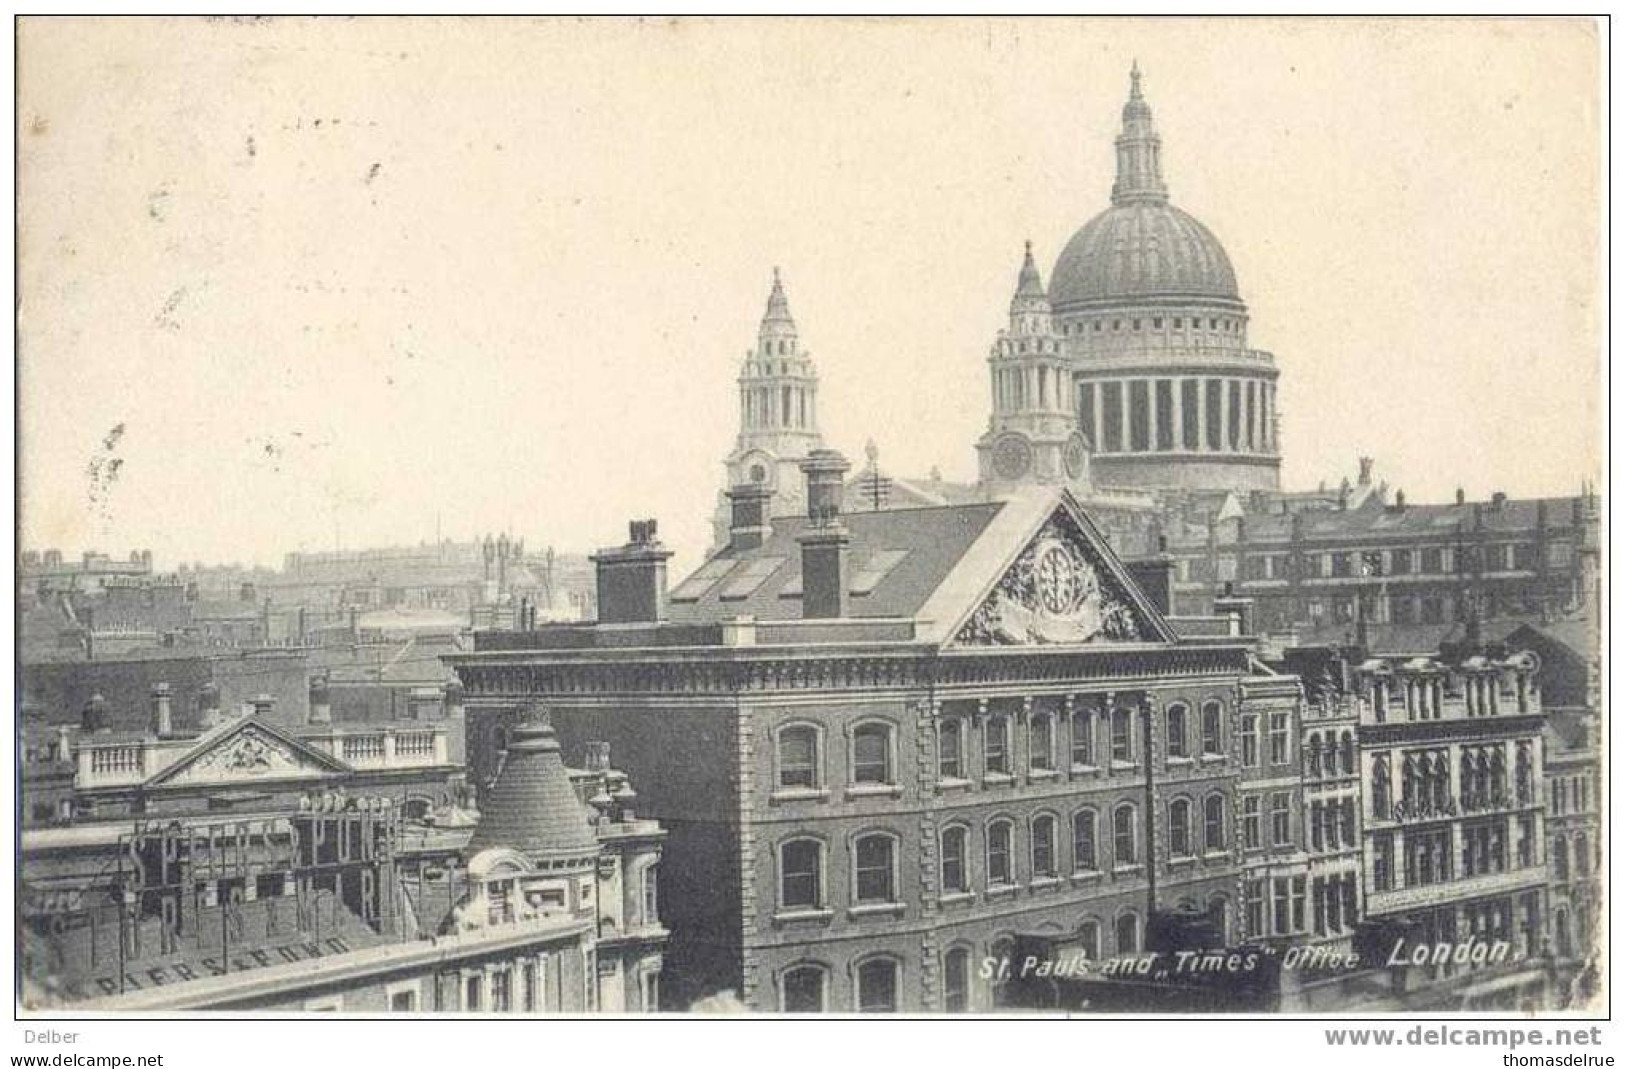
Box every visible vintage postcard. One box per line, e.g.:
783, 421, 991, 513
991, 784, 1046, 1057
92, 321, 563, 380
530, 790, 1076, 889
14, 15, 1605, 1034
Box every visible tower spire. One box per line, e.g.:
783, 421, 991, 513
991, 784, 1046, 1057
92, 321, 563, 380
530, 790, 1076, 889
761, 266, 795, 335
1111, 63, 1168, 206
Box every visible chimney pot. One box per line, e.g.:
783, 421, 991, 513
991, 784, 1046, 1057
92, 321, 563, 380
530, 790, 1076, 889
797, 451, 853, 619
250, 693, 275, 719
308, 673, 332, 725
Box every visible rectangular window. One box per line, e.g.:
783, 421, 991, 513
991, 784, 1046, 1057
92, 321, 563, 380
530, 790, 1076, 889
1271, 792, 1292, 846
492, 969, 512, 1013
1111, 710, 1133, 764
1374, 832, 1394, 891
985, 716, 1010, 776
464, 975, 483, 1013
1103, 381, 1124, 452
1181, 379, 1201, 449
1030, 714, 1054, 772
938, 720, 963, 780
1290, 876, 1307, 932
1242, 796, 1262, 849
1071, 711, 1095, 767
1268, 713, 1289, 765
855, 837, 895, 903
1073, 814, 1097, 871
1240, 714, 1259, 767
1205, 379, 1223, 450
778, 728, 817, 789
1272, 878, 1290, 935
387, 985, 418, 1013
1245, 879, 1265, 937
1079, 382, 1096, 448
1129, 380, 1151, 451
1155, 380, 1174, 450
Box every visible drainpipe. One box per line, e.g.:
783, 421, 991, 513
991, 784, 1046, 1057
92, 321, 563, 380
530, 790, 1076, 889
1142, 700, 1157, 929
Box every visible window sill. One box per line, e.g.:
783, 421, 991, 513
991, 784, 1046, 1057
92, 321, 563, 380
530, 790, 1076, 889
1167, 855, 1197, 868
981, 772, 1015, 787
937, 777, 972, 794
937, 891, 975, 907
847, 902, 906, 919
844, 783, 902, 800
1070, 870, 1104, 885
1199, 753, 1226, 765
1028, 768, 1061, 782
1029, 876, 1062, 891
1069, 763, 1100, 776
772, 907, 834, 926
1110, 761, 1138, 773
769, 787, 830, 805
1112, 864, 1145, 876
1201, 850, 1229, 862
1166, 756, 1194, 768
985, 883, 1019, 901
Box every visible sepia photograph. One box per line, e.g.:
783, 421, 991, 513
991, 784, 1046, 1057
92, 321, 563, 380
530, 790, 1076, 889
10, 13, 1607, 1042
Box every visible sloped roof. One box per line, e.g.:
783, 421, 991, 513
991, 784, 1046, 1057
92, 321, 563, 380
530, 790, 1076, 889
670, 487, 1176, 649
668, 500, 1005, 625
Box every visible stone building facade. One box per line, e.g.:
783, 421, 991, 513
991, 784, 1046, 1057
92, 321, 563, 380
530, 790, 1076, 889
452, 456, 1305, 1011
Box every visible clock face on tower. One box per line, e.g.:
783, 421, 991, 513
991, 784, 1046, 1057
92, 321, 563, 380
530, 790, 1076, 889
1064, 433, 1089, 480
992, 434, 1034, 480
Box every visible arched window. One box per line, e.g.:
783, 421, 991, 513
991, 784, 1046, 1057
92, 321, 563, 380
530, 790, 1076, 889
940, 825, 968, 894
852, 722, 893, 785
1113, 803, 1137, 866
1031, 814, 1057, 878
1077, 919, 1101, 959
781, 963, 828, 1012
937, 719, 964, 780
855, 957, 898, 1013
987, 820, 1014, 886
1029, 713, 1054, 772
1072, 809, 1098, 872
942, 948, 971, 1013
1340, 733, 1356, 776
779, 838, 823, 910
1111, 707, 1134, 763
1575, 833, 1590, 877
1554, 837, 1570, 881
1165, 703, 1189, 759
853, 833, 896, 903
1168, 798, 1192, 857
1203, 793, 1226, 852
1308, 735, 1323, 778
777, 724, 820, 790
1200, 700, 1224, 756
1209, 893, 1231, 943
1115, 912, 1140, 954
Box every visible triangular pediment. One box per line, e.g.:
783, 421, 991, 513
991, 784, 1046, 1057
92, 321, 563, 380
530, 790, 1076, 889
950, 494, 1176, 647
144, 717, 351, 790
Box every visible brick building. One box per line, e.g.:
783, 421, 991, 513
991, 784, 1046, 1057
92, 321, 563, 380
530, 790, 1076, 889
450, 454, 1309, 1011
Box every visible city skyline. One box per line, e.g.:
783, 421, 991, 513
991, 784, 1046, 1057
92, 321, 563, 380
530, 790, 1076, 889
18, 18, 1601, 575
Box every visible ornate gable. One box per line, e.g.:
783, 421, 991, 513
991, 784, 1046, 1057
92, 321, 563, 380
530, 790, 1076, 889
145, 719, 350, 790
954, 505, 1170, 646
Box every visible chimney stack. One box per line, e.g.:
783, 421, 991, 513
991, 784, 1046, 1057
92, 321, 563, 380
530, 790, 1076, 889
725, 483, 774, 552
308, 673, 332, 725
1212, 582, 1256, 638
592, 519, 674, 624
250, 693, 275, 720
1125, 535, 1175, 615
150, 682, 173, 737
1456, 487, 1466, 506
797, 449, 852, 619
198, 681, 222, 730
443, 678, 465, 721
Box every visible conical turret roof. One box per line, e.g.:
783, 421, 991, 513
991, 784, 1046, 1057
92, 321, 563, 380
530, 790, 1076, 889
466, 704, 599, 863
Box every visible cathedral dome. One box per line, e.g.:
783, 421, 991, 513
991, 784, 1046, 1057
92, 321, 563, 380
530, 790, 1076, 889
1050, 202, 1238, 309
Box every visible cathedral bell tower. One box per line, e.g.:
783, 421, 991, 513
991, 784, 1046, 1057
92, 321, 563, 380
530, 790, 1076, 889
976, 242, 1092, 497
714, 269, 826, 548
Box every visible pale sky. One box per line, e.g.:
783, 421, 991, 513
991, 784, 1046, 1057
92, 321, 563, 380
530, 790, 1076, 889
18, 17, 1602, 576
